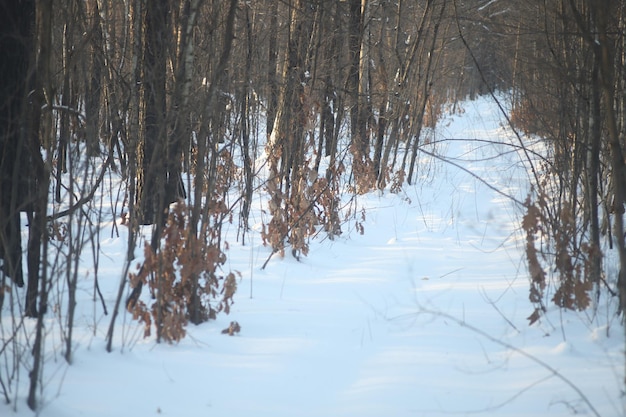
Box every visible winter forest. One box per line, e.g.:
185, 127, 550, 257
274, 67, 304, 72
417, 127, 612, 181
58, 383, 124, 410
1, 0, 625, 415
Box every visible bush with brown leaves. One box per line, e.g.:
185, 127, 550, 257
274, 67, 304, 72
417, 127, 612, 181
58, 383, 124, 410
128, 203, 238, 343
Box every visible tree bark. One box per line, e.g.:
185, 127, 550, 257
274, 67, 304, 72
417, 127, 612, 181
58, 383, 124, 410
139, 0, 170, 226
0, 0, 34, 291
28, 0, 53, 407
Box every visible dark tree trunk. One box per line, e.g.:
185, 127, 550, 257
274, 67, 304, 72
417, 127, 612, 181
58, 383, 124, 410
139, 0, 169, 338
138, 0, 185, 227
266, 0, 278, 137
0, 0, 35, 293
140, 0, 169, 226
240, 5, 254, 243
85, 0, 104, 157
347, 0, 363, 154
28, 0, 53, 408
0, 0, 46, 321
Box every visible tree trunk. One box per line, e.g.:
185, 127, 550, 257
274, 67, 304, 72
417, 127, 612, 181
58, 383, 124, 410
0, 0, 33, 291
347, 0, 361, 145
106, 0, 143, 353
240, 4, 254, 243
266, 0, 278, 137
264, 0, 316, 256
407, 1, 446, 185
28, 0, 53, 408
140, 0, 170, 226
85, 0, 103, 157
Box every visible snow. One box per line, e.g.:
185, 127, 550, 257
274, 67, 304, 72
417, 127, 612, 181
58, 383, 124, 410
2, 96, 624, 417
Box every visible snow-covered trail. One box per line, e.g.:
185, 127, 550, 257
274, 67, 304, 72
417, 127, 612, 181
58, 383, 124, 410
3, 97, 623, 417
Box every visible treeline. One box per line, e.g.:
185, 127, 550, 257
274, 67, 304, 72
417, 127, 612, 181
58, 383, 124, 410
0, 0, 625, 410
493, 1, 626, 324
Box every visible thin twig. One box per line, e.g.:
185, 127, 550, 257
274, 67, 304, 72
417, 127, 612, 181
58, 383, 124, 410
412, 306, 602, 417
418, 146, 526, 207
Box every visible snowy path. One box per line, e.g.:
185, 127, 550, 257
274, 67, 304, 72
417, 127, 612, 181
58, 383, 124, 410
4, 98, 623, 417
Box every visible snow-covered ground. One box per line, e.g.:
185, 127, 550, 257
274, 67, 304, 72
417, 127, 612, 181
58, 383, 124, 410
2, 96, 624, 416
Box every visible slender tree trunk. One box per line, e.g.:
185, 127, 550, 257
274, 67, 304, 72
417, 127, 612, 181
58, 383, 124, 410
265, 0, 313, 249
356, 0, 370, 160
407, 1, 446, 185
347, 0, 362, 150
593, 0, 626, 389
373, 20, 388, 183
85, 0, 103, 157
586, 57, 602, 284
240, 4, 254, 243
379, 0, 429, 186
25, 0, 54, 320
55, 10, 72, 203
266, 0, 278, 137
28, 0, 53, 407
106, 0, 142, 352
